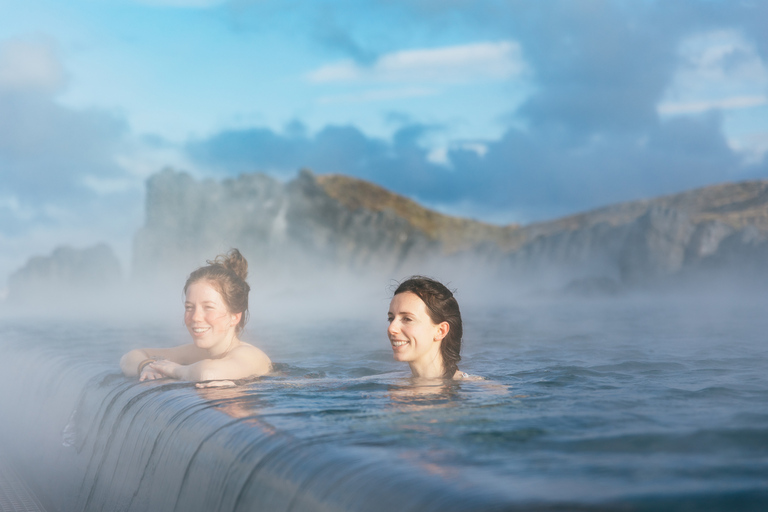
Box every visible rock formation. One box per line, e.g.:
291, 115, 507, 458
129, 168, 768, 293
502, 180, 768, 291
8, 243, 122, 303
132, 168, 518, 286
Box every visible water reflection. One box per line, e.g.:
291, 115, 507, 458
387, 378, 461, 409
194, 384, 271, 429
388, 377, 514, 408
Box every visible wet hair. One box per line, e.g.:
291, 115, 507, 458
184, 248, 250, 334
393, 276, 462, 378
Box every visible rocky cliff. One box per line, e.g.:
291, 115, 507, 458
132, 168, 476, 285
132, 168, 768, 292
497, 180, 768, 290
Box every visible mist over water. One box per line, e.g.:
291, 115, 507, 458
2, 277, 767, 511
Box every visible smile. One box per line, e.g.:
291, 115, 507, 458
192, 327, 210, 333
391, 340, 408, 347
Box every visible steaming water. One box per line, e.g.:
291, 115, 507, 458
2, 295, 768, 511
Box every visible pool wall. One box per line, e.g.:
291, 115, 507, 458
0, 349, 513, 512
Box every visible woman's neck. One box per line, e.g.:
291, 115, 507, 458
408, 353, 445, 379
208, 333, 239, 359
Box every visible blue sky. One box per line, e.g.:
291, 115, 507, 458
1, 0, 768, 290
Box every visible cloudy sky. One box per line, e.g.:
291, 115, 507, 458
1, 0, 768, 290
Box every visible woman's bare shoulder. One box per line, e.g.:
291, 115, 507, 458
230, 342, 272, 374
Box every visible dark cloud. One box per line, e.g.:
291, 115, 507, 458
509, 3, 676, 135
461, 112, 744, 219
311, 21, 380, 66
224, 0, 414, 64
187, 123, 429, 182
187, 126, 309, 176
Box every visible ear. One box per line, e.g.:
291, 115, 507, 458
434, 321, 450, 342
231, 312, 243, 327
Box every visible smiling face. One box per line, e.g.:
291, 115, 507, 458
387, 291, 449, 378
184, 280, 242, 354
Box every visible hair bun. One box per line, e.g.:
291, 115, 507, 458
209, 248, 248, 282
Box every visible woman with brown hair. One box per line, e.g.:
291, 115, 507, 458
387, 275, 472, 380
120, 249, 271, 383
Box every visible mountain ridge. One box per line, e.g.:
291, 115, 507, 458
130, 168, 768, 291
319, 171, 768, 254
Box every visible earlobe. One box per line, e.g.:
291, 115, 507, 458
231, 312, 243, 327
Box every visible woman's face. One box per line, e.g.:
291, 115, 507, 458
184, 280, 241, 351
387, 292, 446, 366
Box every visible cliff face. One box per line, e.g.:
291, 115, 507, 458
133, 168, 768, 291
500, 181, 768, 288
133, 169, 446, 284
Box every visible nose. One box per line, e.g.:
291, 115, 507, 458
387, 319, 399, 337
190, 306, 204, 322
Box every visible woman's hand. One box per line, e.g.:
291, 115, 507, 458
139, 364, 166, 381
145, 359, 184, 380
195, 380, 236, 389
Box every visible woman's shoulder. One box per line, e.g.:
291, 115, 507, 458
231, 342, 272, 372
233, 341, 270, 359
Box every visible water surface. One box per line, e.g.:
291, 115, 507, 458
2, 295, 767, 510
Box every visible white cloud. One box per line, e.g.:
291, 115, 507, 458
0, 37, 67, 93
307, 41, 527, 84
728, 132, 768, 165
457, 142, 488, 158
658, 30, 768, 164
659, 30, 768, 114
426, 147, 449, 166
427, 141, 489, 166
657, 95, 768, 115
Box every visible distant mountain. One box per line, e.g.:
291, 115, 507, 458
129, 168, 768, 292
7, 244, 122, 303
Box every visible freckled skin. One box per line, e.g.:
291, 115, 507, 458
184, 281, 240, 355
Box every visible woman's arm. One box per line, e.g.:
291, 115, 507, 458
120, 349, 152, 377
120, 344, 205, 377
147, 345, 271, 382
